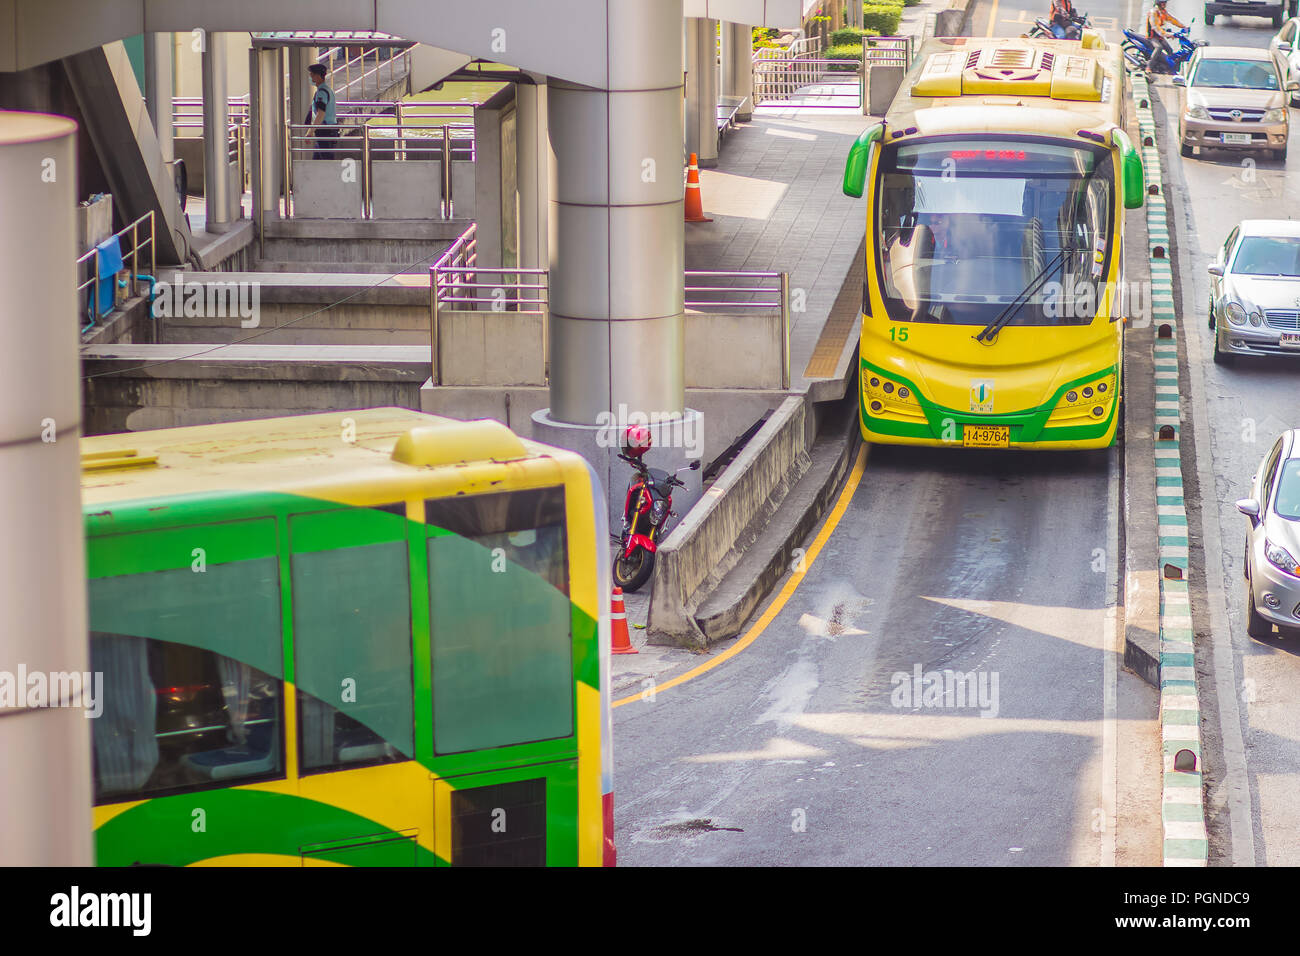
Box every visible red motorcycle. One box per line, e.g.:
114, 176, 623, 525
613, 427, 700, 592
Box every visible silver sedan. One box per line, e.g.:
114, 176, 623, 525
1208, 220, 1300, 364
1239, 428, 1300, 638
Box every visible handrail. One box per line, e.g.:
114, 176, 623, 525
76, 211, 157, 333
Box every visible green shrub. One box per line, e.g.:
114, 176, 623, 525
825, 43, 869, 71
830, 26, 875, 45
862, 1, 903, 34
902, 0, 922, 6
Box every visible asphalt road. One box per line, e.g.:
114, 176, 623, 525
614, 445, 1154, 865
1146, 18, 1300, 864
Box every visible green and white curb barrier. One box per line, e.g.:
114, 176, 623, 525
1131, 73, 1209, 867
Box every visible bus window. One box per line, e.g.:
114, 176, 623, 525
87, 536, 284, 803
426, 487, 573, 754
289, 508, 415, 773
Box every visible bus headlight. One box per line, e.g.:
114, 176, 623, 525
1225, 302, 1247, 325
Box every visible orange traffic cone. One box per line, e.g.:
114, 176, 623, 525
611, 587, 638, 654
685, 153, 712, 223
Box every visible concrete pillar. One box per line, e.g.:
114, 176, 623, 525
0, 112, 93, 866
536, 0, 701, 523
472, 87, 512, 272
252, 47, 283, 222
144, 33, 174, 163
289, 46, 314, 136
684, 17, 719, 168
516, 77, 549, 307
202, 31, 232, 232
723, 23, 754, 122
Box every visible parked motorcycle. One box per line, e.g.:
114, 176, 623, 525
612, 427, 701, 592
1122, 25, 1205, 74
1026, 11, 1091, 39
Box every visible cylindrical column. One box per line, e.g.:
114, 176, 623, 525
547, 0, 686, 426
144, 33, 174, 163
516, 77, 549, 307
684, 17, 720, 168
256, 47, 283, 222
202, 31, 232, 232
0, 112, 93, 866
723, 23, 755, 122
289, 46, 314, 141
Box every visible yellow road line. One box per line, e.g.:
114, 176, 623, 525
986, 0, 1000, 37
612, 443, 870, 709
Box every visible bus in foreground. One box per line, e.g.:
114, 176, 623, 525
82, 409, 613, 866
843, 35, 1145, 449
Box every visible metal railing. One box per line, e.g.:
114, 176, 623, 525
76, 211, 157, 333
753, 55, 864, 108
321, 45, 412, 101
863, 35, 914, 69
429, 223, 554, 384
172, 96, 251, 136
284, 120, 473, 218
687, 271, 790, 389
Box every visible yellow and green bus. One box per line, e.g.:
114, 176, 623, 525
843, 35, 1145, 449
83, 408, 614, 866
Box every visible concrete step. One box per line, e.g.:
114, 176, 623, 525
253, 259, 434, 275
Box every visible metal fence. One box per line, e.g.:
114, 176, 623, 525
76, 211, 156, 333
429, 224, 555, 384
863, 35, 914, 69
320, 44, 412, 100
284, 120, 474, 219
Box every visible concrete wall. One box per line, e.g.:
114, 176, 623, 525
371, 160, 440, 218
685, 309, 783, 389
173, 31, 251, 99
421, 381, 786, 471
437, 310, 545, 386
80, 346, 428, 434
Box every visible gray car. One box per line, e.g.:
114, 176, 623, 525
1208, 220, 1300, 364
1238, 429, 1300, 638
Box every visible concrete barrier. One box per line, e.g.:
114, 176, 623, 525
647, 395, 811, 646
935, 0, 976, 37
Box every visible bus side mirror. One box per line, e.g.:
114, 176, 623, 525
843, 123, 884, 199
1112, 129, 1145, 210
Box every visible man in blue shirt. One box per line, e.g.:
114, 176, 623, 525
307, 64, 339, 159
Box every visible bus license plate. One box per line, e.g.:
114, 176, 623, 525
963, 424, 1010, 448
1222, 132, 1252, 145
1281, 332, 1300, 348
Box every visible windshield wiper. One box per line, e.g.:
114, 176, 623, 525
974, 246, 1071, 344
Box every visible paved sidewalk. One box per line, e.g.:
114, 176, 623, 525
686, 0, 951, 396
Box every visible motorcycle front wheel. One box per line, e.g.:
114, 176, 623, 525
614, 546, 655, 592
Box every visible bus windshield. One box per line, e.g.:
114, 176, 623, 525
875, 137, 1115, 327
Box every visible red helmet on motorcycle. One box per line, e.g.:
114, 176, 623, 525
622, 424, 652, 459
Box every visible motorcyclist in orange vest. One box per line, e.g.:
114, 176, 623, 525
1050, 0, 1077, 38
1145, 0, 1186, 73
